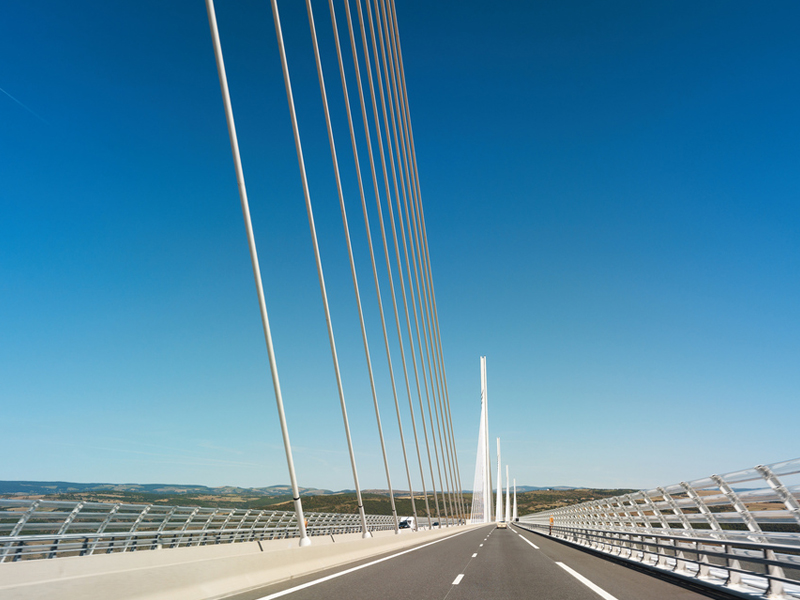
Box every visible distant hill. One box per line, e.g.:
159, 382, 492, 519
515, 488, 638, 515
0, 481, 607, 497
0, 481, 637, 516
515, 485, 578, 492
0, 481, 334, 497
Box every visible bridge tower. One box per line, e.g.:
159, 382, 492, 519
470, 356, 492, 523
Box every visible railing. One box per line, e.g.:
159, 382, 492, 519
518, 458, 800, 599
0, 499, 401, 562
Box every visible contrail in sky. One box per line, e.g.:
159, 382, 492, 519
0, 85, 49, 124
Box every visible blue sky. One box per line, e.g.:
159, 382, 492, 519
2, 0, 798, 492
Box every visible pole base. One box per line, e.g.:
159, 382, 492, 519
298, 536, 311, 547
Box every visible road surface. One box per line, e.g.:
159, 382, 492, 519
229, 523, 716, 600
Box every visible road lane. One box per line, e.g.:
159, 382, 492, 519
229, 526, 491, 600
227, 523, 717, 600
513, 525, 713, 600
447, 526, 601, 600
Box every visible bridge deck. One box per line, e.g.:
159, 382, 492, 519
230, 523, 713, 600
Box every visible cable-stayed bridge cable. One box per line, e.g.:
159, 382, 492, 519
359, 0, 453, 525
387, 0, 465, 520
328, 0, 430, 528
345, 0, 443, 524
370, 0, 458, 523
374, 1, 462, 520
204, 0, 311, 548
269, 0, 370, 539
304, 0, 399, 534
327, 0, 428, 529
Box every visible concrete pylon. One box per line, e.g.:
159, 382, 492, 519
505, 465, 511, 522
512, 478, 518, 521
495, 438, 502, 522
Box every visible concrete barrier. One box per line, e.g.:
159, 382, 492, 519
0, 524, 488, 600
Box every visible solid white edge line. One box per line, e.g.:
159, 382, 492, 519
556, 562, 620, 600
518, 534, 539, 550
254, 528, 475, 599
452, 574, 464, 585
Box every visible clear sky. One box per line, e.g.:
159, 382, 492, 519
2, 0, 798, 492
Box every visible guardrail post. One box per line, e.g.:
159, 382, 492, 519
696, 541, 712, 580
1, 500, 41, 563
674, 539, 689, 574
755, 464, 795, 598
12, 541, 24, 562
723, 543, 742, 587
88, 503, 121, 555
123, 505, 153, 553
49, 501, 85, 559
765, 548, 786, 599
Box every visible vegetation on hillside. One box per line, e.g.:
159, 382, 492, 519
514, 488, 636, 515
3, 487, 637, 517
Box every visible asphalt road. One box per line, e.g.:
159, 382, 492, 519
228, 524, 717, 600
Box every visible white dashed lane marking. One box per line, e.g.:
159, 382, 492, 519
251, 529, 473, 600
472, 553, 477, 557
452, 574, 465, 585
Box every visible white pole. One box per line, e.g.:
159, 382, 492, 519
205, 0, 309, 547
513, 478, 518, 521
471, 366, 488, 524
505, 465, 511, 522
473, 356, 484, 523
485, 358, 491, 521
495, 438, 502, 522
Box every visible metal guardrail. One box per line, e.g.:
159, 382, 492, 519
0, 499, 401, 562
518, 458, 800, 599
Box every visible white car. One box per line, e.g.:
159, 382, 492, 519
496, 521, 508, 529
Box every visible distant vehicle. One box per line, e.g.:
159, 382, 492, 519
399, 517, 414, 529
497, 521, 508, 529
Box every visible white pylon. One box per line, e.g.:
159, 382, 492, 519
484, 357, 491, 521
495, 438, 502, 522
470, 357, 491, 523
505, 465, 511, 522
512, 478, 518, 521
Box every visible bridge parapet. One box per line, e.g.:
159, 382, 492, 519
0, 499, 400, 563
518, 457, 800, 599
0, 523, 478, 600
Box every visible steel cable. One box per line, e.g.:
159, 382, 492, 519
327, 0, 430, 529
366, 0, 457, 523
387, 0, 467, 521
356, 0, 452, 525
204, 0, 310, 546
344, 0, 443, 525
269, 0, 370, 538
304, 0, 399, 534
375, 0, 463, 522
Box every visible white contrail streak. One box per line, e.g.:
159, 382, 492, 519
0, 86, 49, 124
